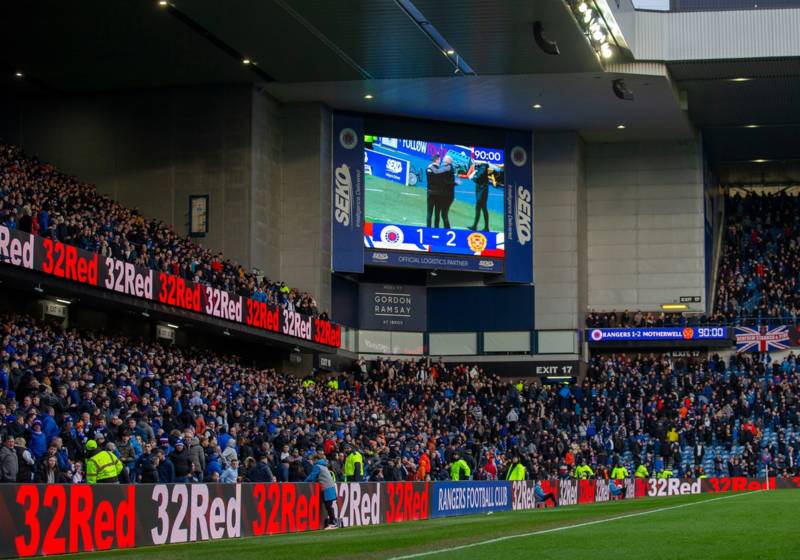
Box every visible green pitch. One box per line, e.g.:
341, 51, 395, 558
365, 177, 503, 233
76, 490, 798, 560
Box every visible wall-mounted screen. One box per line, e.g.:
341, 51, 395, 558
363, 135, 505, 261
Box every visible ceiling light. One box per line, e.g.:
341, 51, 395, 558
141, 311, 150, 318
157, 0, 168, 6
661, 303, 688, 310
600, 43, 613, 59
55, 298, 71, 305
744, 124, 760, 129
223, 329, 231, 336
446, 49, 455, 55
166, 323, 179, 329
364, 94, 373, 99
532, 103, 542, 109
578, 2, 589, 12
583, 9, 593, 22
242, 58, 251, 65
617, 124, 626, 129
752, 159, 768, 163
14, 72, 24, 78
729, 77, 751, 82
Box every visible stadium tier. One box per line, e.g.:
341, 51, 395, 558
0, 144, 324, 318
0, 311, 795, 487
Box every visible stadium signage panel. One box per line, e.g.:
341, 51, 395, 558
502, 132, 533, 283
587, 327, 729, 343
247, 483, 322, 536
382, 481, 430, 523
431, 481, 511, 518
365, 249, 503, 273
511, 481, 536, 510
335, 483, 381, 528
557, 479, 579, 506
0, 224, 341, 348
646, 478, 701, 497
146, 484, 241, 545
3, 479, 800, 558
358, 283, 427, 331
332, 113, 366, 273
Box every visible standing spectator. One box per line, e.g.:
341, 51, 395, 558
0, 435, 18, 482
169, 439, 192, 483
221, 458, 239, 483
156, 449, 174, 483
15, 437, 34, 483
305, 454, 338, 529
36, 455, 67, 483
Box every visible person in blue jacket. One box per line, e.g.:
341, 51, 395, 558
305, 454, 338, 529
609, 479, 624, 500
535, 482, 558, 508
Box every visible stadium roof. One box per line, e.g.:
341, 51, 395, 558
2, 0, 800, 181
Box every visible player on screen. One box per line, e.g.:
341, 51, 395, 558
425, 154, 441, 228
469, 161, 491, 231
433, 155, 456, 229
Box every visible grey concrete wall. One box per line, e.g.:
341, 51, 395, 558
0, 86, 255, 268
250, 88, 284, 279
279, 104, 332, 314
585, 138, 705, 311
0, 89, 336, 313
533, 132, 587, 330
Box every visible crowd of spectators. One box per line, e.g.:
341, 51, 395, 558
1, 311, 799, 485
588, 191, 800, 329
585, 310, 724, 328
715, 191, 800, 325
0, 143, 326, 318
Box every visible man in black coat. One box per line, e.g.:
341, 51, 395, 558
169, 439, 192, 482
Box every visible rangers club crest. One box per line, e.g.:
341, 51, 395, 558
339, 128, 358, 150
510, 146, 527, 167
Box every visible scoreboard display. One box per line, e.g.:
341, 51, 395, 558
587, 327, 732, 348
331, 114, 533, 282
363, 136, 506, 269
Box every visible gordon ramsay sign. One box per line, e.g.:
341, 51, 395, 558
358, 283, 427, 331
0, 225, 340, 348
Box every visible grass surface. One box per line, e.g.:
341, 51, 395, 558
365, 176, 504, 232
76, 490, 798, 560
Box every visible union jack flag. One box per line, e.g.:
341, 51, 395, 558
735, 325, 790, 353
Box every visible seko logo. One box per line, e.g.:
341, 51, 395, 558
334, 164, 352, 227
515, 186, 532, 246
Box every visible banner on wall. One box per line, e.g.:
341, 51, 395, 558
502, 131, 533, 284
735, 325, 790, 353
4, 478, 800, 559
0, 225, 341, 348
358, 283, 427, 331
431, 481, 511, 517
331, 113, 365, 273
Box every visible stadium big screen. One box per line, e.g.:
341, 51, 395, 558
331, 113, 533, 281
363, 135, 506, 263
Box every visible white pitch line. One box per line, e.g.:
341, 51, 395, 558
388, 491, 758, 560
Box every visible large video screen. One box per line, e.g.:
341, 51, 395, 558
363, 135, 505, 258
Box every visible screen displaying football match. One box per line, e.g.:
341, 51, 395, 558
363, 135, 505, 258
